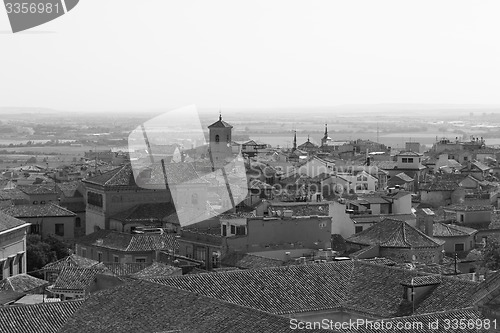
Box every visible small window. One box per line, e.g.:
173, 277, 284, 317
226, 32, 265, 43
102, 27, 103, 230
402, 158, 408, 163
222, 224, 227, 236
135, 258, 146, 263
455, 243, 465, 252
191, 193, 198, 205
18, 253, 23, 274
33, 201, 38, 205
40, 200, 46, 204
460, 214, 464, 222
97, 252, 103, 262
355, 226, 363, 234
407, 158, 414, 163
113, 255, 119, 263
215, 135, 220, 143
463, 156, 468, 161
55, 224, 64, 237
230, 225, 236, 234
81, 248, 87, 257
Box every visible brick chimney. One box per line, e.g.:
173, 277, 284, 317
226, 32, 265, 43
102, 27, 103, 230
416, 208, 435, 237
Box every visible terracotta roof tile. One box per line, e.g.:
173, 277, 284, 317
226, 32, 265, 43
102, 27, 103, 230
42, 254, 104, 271
433, 223, 477, 237
131, 262, 181, 279
347, 218, 444, 248
221, 252, 285, 269
0, 300, 83, 333
0, 274, 48, 293
0, 210, 28, 233
76, 229, 178, 252
60, 280, 326, 333
151, 260, 478, 318
2, 203, 76, 218
51, 267, 109, 291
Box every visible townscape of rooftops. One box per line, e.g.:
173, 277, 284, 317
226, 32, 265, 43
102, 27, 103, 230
2, 106, 500, 332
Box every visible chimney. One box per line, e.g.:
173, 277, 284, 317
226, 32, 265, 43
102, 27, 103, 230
416, 208, 435, 237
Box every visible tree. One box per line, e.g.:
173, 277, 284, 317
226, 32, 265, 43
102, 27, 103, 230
482, 236, 500, 270
27, 156, 37, 164
26, 234, 71, 278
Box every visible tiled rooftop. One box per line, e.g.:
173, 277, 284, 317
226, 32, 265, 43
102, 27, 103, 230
150, 260, 478, 318
433, 223, 477, 237
130, 262, 181, 279
76, 229, 178, 252
51, 267, 110, 291
60, 280, 326, 333
17, 184, 58, 195
336, 308, 487, 333
110, 202, 177, 224
444, 204, 493, 212
419, 181, 460, 191
347, 218, 444, 248
0, 274, 49, 293
0, 300, 83, 333
2, 203, 76, 218
41, 254, 104, 271
0, 210, 28, 233
221, 252, 285, 269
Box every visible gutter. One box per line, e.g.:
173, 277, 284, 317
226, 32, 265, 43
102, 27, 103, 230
0, 223, 31, 236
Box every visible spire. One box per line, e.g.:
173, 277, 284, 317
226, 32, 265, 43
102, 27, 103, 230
293, 130, 297, 151
324, 122, 328, 137
219, 110, 222, 121
307, 135, 310, 142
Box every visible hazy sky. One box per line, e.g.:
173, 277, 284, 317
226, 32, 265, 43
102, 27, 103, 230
1, 1, 500, 112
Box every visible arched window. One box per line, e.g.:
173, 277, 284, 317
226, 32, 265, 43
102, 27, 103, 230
215, 135, 220, 143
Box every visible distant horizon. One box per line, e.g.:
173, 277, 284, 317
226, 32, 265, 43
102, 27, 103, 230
2, 103, 500, 115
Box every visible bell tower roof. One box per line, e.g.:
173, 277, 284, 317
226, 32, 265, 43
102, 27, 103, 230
208, 113, 233, 128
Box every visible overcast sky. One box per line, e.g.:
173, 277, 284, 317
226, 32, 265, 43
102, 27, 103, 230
1, 0, 500, 112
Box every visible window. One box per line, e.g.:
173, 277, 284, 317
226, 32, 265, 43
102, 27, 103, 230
97, 252, 103, 262
402, 158, 408, 163
191, 193, 198, 205
87, 191, 103, 207
81, 248, 87, 257
355, 226, 363, 234
75, 217, 81, 228
407, 158, 414, 163
195, 247, 206, 262
31, 224, 40, 234
9, 259, 13, 277
235, 226, 246, 236
230, 225, 236, 234
463, 156, 468, 161
33, 201, 38, 205
135, 258, 146, 263
455, 243, 465, 252
55, 224, 64, 237
113, 255, 119, 263
0, 261, 3, 280
40, 200, 46, 204
215, 134, 220, 143
18, 253, 23, 274
460, 214, 464, 222
222, 224, 227, 236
